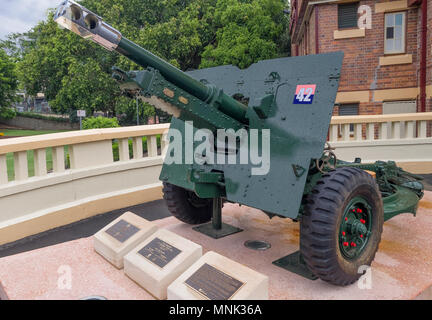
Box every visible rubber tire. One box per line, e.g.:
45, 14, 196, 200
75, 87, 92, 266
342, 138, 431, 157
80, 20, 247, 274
300, 167, 384, 286
163, 182, 212, 224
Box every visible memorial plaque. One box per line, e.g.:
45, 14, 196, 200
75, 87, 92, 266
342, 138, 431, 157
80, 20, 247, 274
138, 237, 181, 268
184, 263, 244, 300
105, 219, 140, 243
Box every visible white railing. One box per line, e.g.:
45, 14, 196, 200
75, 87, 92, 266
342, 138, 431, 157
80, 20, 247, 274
0, 114, 431, 245
0, 124, 169, 245
328, 113, 432, 170
329, 113, 432, 142
0, 124, 170, 185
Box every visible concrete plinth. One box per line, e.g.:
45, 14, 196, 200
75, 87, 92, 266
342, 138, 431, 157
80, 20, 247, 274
124, 229, 202, 299
167, 251, 268, 300
1, 191, 432, 300
93, 211, 158, 268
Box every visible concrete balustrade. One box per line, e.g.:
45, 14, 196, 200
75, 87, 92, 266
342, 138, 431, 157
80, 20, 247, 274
328, 112, 432, 173
0, 124, 169, 245
0, 113, 431, 246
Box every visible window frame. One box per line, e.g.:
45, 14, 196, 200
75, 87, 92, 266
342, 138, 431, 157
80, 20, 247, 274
337, 2, 360, 30
384, 11, 407, 55
338, 103, 359, 134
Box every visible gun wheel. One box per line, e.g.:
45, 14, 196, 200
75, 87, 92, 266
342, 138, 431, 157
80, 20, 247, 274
163, 182, 212, 224
300, 167, 384, 286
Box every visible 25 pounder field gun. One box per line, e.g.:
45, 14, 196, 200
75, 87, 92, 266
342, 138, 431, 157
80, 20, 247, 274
55, 1, 424, 286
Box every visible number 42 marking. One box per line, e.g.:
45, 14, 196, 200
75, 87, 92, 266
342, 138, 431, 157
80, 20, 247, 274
293, 84, 316, 104
296, 87, 313, 102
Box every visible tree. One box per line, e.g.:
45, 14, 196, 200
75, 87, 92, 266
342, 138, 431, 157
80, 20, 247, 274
6, 0, 290, 124
134, 0, 290, 70
200, 0, 290, 69
114, 96, 156, 126
50, 58, 119, 116
16, 13, 116, 105
0, 49, 18, 120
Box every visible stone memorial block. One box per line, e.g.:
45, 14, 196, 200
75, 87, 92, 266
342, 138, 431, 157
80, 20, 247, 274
167, 251, 269, 300
93, 211, 158, 268
123, 229, 202, 300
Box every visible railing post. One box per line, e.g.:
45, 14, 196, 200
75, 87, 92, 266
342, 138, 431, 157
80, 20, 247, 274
380, 123, 388, 140
118, 138, 130, 162
392, 122, 401, 139
355, 124, 362, 141
132, 137, 143, 159
0, 154, 8, 184
366, 123, 374, 141
329, 124, 338, 142
34, 149, 47, 177
419, 121, 427, 138
147, 135, 158, 157
405, 121, 415, 139
52, 146, 65, 172
14, 151, 28, 181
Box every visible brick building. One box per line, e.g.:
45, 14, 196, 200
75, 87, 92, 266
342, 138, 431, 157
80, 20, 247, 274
290, 0, 431, 119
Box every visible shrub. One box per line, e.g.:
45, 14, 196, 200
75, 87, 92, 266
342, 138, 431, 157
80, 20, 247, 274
0, 107, 16, 120
82, 116, 119, 129
17, 112, 70, 123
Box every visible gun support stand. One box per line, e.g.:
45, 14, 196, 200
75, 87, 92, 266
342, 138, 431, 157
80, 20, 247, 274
272, 239, 318, 280
193, 198, 243, 239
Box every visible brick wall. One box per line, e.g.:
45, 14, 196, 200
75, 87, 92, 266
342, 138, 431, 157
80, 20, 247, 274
292, 0, 432, 140
428, 0, 432, 91
317, 1, 419, 92
292, 0, 429, 117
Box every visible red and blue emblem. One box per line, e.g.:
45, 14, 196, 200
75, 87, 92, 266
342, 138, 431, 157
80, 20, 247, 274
293, 84, 316, 105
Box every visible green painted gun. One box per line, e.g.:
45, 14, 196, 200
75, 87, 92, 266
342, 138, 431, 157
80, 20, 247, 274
55, 1, 424, 286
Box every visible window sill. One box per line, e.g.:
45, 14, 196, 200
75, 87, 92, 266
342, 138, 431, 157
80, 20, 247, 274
375, 0, 408, 13
333, 28, 366, 40
379, 54, 412, 66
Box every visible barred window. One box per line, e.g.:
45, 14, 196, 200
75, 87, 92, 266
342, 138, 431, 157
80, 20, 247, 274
338, 2, 359, 29
339, 103, 359, 132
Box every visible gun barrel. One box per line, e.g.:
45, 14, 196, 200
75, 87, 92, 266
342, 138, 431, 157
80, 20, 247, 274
54, 0, 248, 123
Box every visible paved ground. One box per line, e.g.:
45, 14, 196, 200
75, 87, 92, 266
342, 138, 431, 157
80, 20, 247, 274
1, 174, 431, 259
0, 200, 171, 258
2, 192, 432, 300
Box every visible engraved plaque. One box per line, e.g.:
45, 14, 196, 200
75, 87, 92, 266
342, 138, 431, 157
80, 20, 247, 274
184, 263, 244, 300
138, 237, 181, 268
105, 219, 140, 243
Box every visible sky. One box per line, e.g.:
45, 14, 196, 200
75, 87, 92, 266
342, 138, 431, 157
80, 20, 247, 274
0, 0, 61, 40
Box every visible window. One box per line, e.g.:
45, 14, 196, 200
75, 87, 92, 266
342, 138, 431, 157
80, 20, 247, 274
338, 2, 359, 29
383, 101, 417, 137
339, 104, 359, 132
385, 12, 406, 54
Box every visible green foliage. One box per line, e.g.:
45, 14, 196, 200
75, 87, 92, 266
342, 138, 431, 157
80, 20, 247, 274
51, 58, 119, 115
136, 0, 290, 70
200, 0, 289, 69
2, 0, 290, 123
15, 13, 118, 112
115, 96, 156, 126
82, 116, 120, 129
0, 106, 16, 120
0, 49, 18, 119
